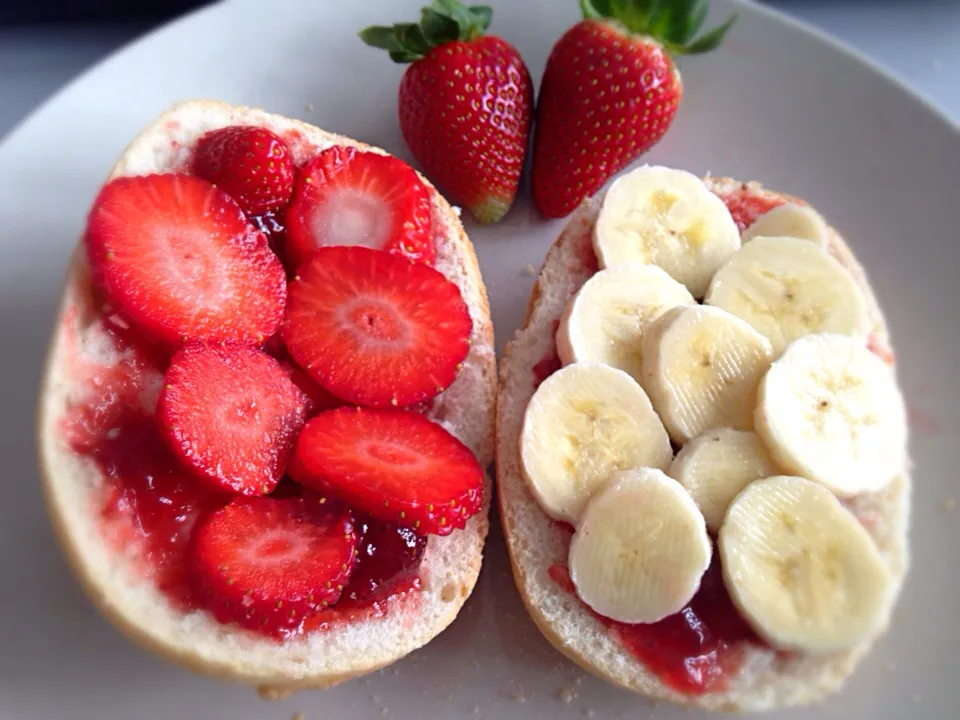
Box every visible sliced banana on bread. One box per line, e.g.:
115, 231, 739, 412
497, 166, 909, 712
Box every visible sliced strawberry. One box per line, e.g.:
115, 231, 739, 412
279, 360, 343, 416
284, 146, 434, 269
85, 174, 286, 346
282, 246, 472, 408
190, 497, 357, 638
158, 343, 308, 495
193, 126, 295, 216
261, 334, 343, 416
289, 407, 484, 535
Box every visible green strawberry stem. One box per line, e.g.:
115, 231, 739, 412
580, 0, 736, 55
359, 0, 494, 63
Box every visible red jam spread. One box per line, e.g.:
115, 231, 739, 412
249, 211, 287, 261
61, 312, 427, 637
532, 320, 562, 388
714, 184, 786, 232
549, 557, 762, 696
532, 350, 562, 388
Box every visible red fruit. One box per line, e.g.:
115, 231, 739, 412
360, 2, 532, 224
290, 407, 484, 535
279, 360, 344, 416
338, 516, 427, 607
190, 497, 357, 638
85, 174, 286, 346
531, 2, 736, 218
157, 343, 308, 496
284, 146, 434, 270
193, 126, 295, 216
282, 246, 472, 408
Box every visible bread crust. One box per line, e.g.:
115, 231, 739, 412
495, 178, 910, 712
35, 101, 496, 693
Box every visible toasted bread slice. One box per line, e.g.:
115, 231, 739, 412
496, 177, 909, 712
36, 101, 496, 697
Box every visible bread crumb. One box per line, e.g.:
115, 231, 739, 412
292, 713, 305, 720
392, 667, 400, 676
524, 264, 537, 276
510, 693, 527, 704
943, 497, 955, 510
371, 694, 380, 703
471, 660, 481, 669
558, 687, 576, 704
305, 102, 314, 112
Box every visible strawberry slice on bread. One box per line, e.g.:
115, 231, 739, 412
291, 407, 484, 536
190, 496, 357, 638
38, 100, 495, 693
85, 173, 286, 346
285, 146, 435, 269
157, 343, 308, 496
282, 246, 472, 408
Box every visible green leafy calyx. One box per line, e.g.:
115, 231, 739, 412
359, 0, 493, 64
580, 0, 737, 55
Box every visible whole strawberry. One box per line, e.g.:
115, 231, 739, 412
360, 1, 533, 224
193, 126, 295, 217
531, 0, 736, 218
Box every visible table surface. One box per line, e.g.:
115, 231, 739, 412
0, 0, 957, 144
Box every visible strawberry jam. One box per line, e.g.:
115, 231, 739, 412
89, 413, 226, 607
339, 517, 427, 608
714, 184, 786, 232
62, 318, 225, 608
549, 556, 762, 696
532, 320, 563, 388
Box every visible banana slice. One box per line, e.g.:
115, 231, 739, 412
569, 468, 711, 624
704, 236, 870, 356
556, 264, 694, 383
719, 475, 894, 653
669, 428, 779, 532
520, 363, 672, 523
593, 166, 740, 297
641, 305, 774, 444
741, 202, 829, 245
755, 333, 907, 496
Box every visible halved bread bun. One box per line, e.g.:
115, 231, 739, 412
36, 101, 496, 696
496, 176, 910, 712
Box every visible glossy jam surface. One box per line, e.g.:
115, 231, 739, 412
250, 211, 287, 263
549, 557, 762, 696
715, 185, 786, 232
61, 311, 426, 636
339, 518, 427, 608
303, 519, 426, 631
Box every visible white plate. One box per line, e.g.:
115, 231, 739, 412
1, 1, 957, 718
